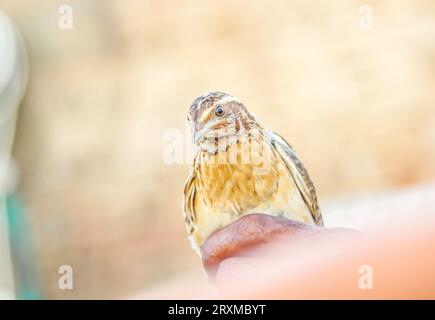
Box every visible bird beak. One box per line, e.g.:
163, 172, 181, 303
193, 127, 208, 143
193, 131, 200, 143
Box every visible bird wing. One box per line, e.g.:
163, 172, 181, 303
183, 168, 197, 236
268, 131, 324, 226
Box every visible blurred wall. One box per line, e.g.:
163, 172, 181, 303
1, 0, 435, 298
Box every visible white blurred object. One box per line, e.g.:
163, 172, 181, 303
0, 288, 14, 300
0, 10, 28, 300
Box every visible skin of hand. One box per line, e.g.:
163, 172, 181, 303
201, 213, 357, 279
132, 210, 435, 299
200, 213, 435, 299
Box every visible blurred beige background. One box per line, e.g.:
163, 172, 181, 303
1, 0, 435, 298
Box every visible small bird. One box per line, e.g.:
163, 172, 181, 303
184, 92, 323, 254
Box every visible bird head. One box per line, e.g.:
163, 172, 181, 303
187, 92, 254, 145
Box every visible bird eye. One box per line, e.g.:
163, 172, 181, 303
215, 105, 225, 117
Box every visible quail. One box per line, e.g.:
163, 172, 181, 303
184, 92, 323, 255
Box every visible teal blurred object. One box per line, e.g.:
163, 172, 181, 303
0, 10, 41, 299
7, 194, 42, 299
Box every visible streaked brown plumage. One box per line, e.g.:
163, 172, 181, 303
184, 92, 323, 254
